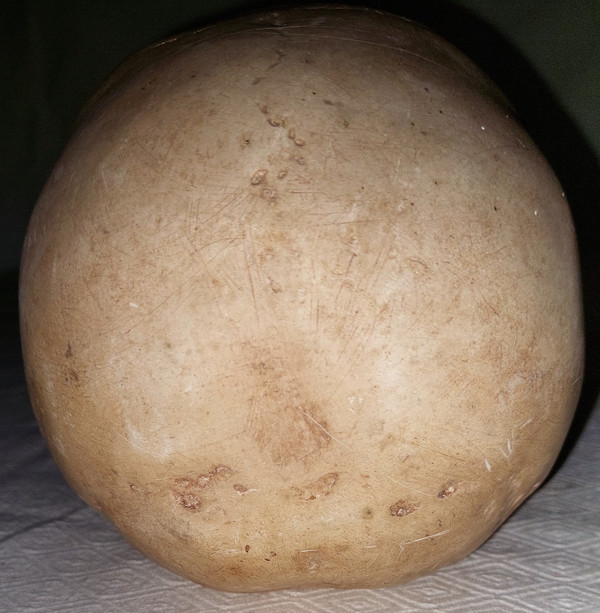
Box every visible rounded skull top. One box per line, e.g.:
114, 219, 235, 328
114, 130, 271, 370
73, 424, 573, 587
20, 6, 584, 591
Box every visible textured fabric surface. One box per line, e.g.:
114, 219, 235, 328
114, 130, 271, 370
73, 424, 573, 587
1, 315, 599, 612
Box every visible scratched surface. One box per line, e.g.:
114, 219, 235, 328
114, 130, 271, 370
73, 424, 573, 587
1, 315, 599, 612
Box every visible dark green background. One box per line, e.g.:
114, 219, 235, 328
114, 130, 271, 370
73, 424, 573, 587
2, 1, 599, 439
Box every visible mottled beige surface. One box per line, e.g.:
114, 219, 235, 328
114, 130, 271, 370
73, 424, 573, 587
20, 7, 583, 591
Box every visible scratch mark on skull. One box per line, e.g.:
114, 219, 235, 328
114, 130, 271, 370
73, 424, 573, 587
398, 529, 450, 553
296, 403, 432, 497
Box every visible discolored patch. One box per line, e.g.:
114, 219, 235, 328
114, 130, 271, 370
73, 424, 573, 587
362, 507, 375, 519
390, 499, 420, 517
294, 472, 339, 501
251, 398, 331, 466
172, 465, 233, 511
245, 350, 332, 467
437, 482, 458, 499
175, 492, 202, 511
250, 169, 268, 185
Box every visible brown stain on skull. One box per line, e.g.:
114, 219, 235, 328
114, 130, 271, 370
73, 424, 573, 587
175, 492, 202, 511
172, 465, 233, 512
294, 472, 339, 501
390, 499, 420, 517
251, 395, 331, 467
362, 506, 375, 519
437, 482, 458, 499
245, 344, 332, 467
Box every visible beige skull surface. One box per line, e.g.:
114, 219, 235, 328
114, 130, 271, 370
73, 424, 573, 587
20, 7, 583, 592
